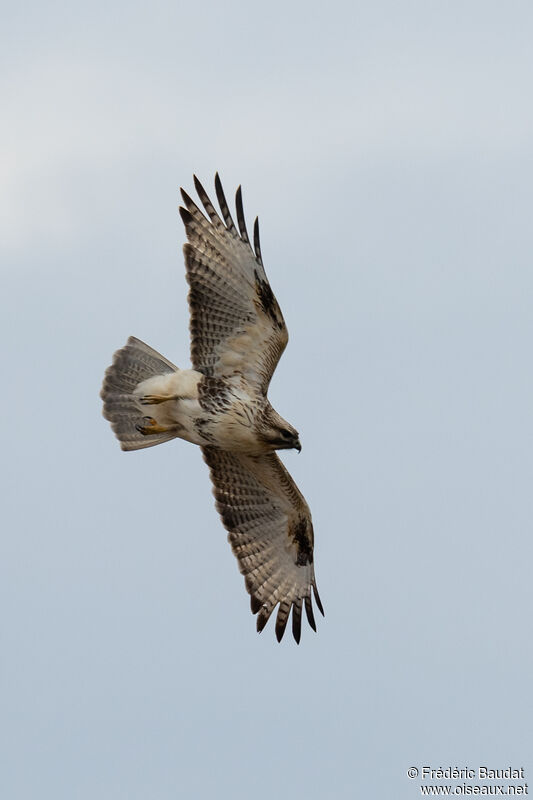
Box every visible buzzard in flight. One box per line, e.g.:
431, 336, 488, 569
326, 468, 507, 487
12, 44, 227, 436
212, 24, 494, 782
101, 175, 323, 642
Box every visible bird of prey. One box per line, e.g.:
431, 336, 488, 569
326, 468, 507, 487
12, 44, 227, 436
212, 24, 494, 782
101, 174, 323, 642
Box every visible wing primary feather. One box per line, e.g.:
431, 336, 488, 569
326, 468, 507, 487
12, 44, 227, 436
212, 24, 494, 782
179, 206, 193, 225
235, 185, 250, 243
214, 173, 236, 232
313, 583, 325, 616
250, 594, 262, 614
193, 175, 222, 225
304, 596, 317, 631
256, 604, 274, 633
275, 600, 291, 642
180, 188, 207, 220
292, 599, 303, 644
253, 216, 263, 265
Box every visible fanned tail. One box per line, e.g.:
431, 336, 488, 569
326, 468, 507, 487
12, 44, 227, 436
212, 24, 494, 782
101, 336, 179, 451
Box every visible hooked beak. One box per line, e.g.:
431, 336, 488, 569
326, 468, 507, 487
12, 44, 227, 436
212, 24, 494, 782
294, 438, 302, 453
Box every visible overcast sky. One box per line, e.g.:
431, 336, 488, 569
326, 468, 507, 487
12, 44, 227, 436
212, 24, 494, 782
2, 2, 533, 798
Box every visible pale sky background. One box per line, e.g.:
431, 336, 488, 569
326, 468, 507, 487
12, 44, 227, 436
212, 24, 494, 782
2, 2, 533, 798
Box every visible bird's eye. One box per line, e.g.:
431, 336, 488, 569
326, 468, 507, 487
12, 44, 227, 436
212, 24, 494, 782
280, 429, 293, 439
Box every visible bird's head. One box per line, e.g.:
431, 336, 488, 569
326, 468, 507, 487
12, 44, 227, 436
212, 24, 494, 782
260, 407, 301, 453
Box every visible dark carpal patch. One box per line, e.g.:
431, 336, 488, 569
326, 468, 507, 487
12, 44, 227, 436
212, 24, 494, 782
254, 270, 284, 329
291, 517, 314, 566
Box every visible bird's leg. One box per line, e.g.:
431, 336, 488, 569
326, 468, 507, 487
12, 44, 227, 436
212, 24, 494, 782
139, 394, 182, 405
135, 416, 183, 435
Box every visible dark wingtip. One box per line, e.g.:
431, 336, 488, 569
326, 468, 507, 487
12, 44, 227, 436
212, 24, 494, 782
180, 188, 195, 207
193, 174, 207, 198
235, 185, 250, 244
275, 602, 291, 642
256, 613, 268, 633
192, 174, 220, 223
256, 603, 273, 634
214, 172, 235, 231
179, 206, 192, 225
305, 595, 317, 631
250, 594, 262, 614
313, 584, 325, 616
292, 602, 302, 644
214, 173, 224, 204
253, 216, 263, 264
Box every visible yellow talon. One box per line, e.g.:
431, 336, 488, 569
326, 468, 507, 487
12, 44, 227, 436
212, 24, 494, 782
136, 416, 180, 435
139, 394, 181, 405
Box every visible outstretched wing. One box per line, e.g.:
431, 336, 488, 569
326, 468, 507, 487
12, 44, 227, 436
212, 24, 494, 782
179, 175, 288, 395
202, 447, 324, 643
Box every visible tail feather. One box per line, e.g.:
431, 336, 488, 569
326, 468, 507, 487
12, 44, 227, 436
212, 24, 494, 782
101, 336, 179, 451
